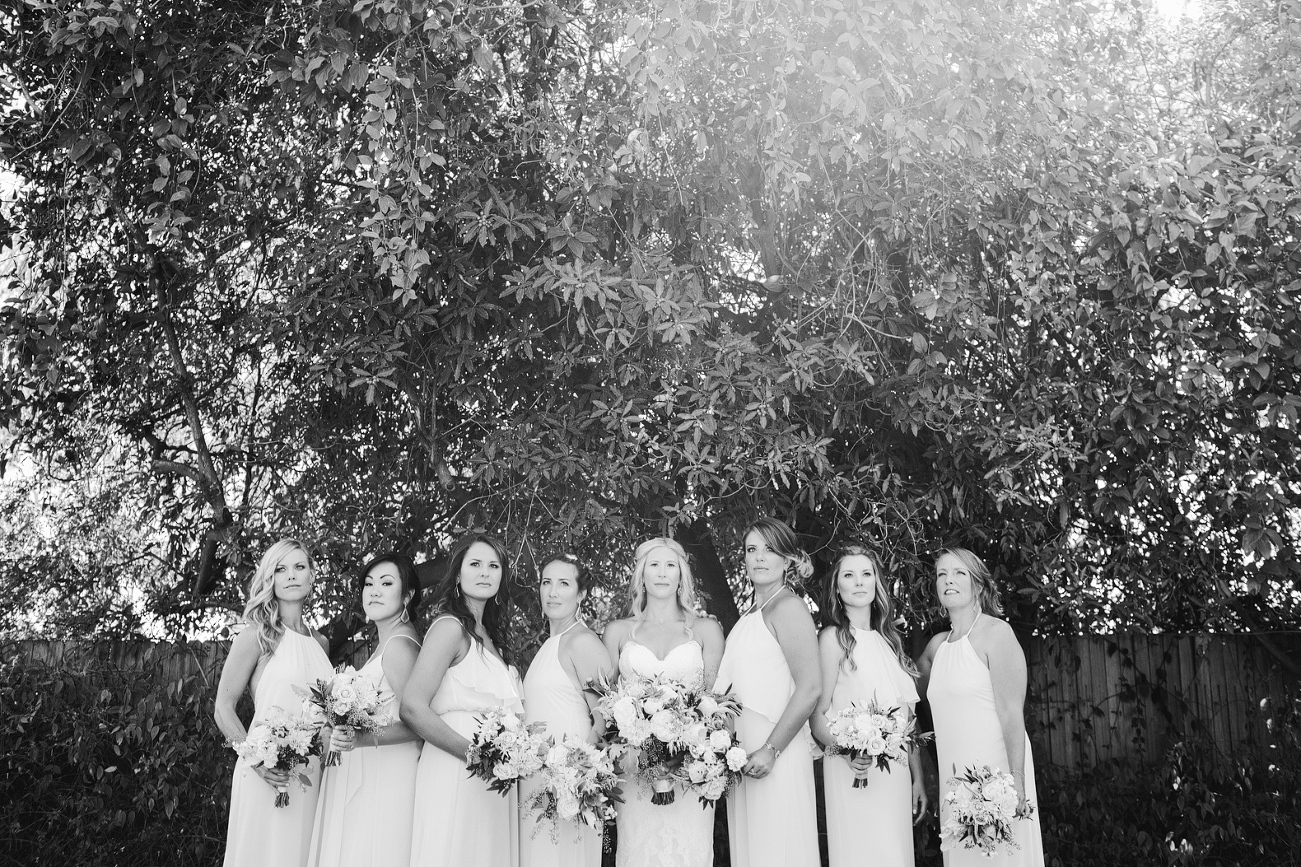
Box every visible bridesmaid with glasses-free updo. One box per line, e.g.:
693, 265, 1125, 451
307, 553, 423, 867
216, 540, 333, 867
519, 553, 614, 867
918, 548, 1044, 867
810, 546, 927, 867
715, 518, 821, 867
401, 533, 524, 867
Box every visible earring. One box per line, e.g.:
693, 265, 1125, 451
399, 608, 410, 624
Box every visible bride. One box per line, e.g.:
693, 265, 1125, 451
601, 537, 725, 867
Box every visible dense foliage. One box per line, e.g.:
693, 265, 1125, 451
1, 0, 1299, 658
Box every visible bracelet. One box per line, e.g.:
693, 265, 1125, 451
761, 741, 782, 759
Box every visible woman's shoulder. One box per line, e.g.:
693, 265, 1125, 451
768, 590, 814, 620
687, 613, 724, 641
601, 618, 634, 641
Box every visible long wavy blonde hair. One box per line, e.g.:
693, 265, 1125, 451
626, 537, 702, 617
243, 539, 315, 657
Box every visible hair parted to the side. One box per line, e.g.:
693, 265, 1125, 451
626, 537, 701, 618
744, 517, 814, 587
821, 545, 919, 677
243, 539, 314, 658
538, 552, 593, 596
429, 533, 514, 665
359, 552, 422, 630
936, 547, 1004, 617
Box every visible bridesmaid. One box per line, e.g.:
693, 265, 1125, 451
519, 553, 613, 866
715, 517, 821, 867
401, 532, 524, 867
810, 546, 927, 867
216, 539, 334, 867
602, 538, 725, 867
918, 548, 1045, 866
307, 553, 423, 867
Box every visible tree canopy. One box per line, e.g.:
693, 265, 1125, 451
2, 0, 1299, 669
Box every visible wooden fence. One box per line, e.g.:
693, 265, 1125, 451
8, 632, 1299, 774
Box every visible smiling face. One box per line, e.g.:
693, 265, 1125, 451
836, 553, 878, 613
744, 529, 788, 589
539, 560, 583, 622
642, 546, 683, 602
363, 560, 408, 624
935, 552, 976, 612
272, 548, 314, 602
459, 541, 503, 602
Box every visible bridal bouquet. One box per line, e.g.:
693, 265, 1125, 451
296, 666, 391, 766
825, 700, 922, 788
465, 707, 547, 796
592, 674, 695, 804
524, 734, 622, 837
678, 689, 746, 806
941, 765, 1031, 855
233, 707, 323, 807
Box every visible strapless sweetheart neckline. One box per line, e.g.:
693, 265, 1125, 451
622, 639, 702, 664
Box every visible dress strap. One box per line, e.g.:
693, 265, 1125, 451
381, 633, 421, 655
555, 620, 580, 638
959, 611, 982, 640
753, 586, 785, 614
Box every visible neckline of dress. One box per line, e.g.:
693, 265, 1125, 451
946, 610, 982, 643
623, 637, 701, 663
750, 586, 787, 615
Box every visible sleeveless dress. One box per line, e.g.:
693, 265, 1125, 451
409, 630, 524, 867
822, 628, 920, 867
614, 625, 714, 867
715, 599, 818, 867
928, 615, 1045, 867
307, 635, 421, 867
223, 628, 333, 867
520, 623, 602, 867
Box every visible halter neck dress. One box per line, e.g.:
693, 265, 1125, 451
520, 622, 602, 867
715, 592, 818, 867
928, 613, 1045, 866
223, 628, 333, 867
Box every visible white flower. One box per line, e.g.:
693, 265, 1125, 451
335, 684, 358, 704
725, 746, 748, 771
708, 729, 732, 752
649, 709, 679, 743
492, 761, 518, 780
546, 744, 569, 768
610, 697, 638, 731
697, 694, 719, 717
501, 713, 521, 731
686, 761, 708, 784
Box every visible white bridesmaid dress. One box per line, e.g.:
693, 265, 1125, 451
614, 624, 714, 867
223, 628, 333, 867
520, 623, 602, 867
715, 598, 818, 867
928, 614, 1045, 866
307, 635, 421, 867
822, 628, 919, 867
409, 627, 524, 867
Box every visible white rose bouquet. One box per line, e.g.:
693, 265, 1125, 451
941, 765, 1032, 856
232, 706, 323, 807
825, 700, 923, 788
465, 707, 547, 796
591, 674, 695, 804
296, 666, 392, 767
678, 687, 745, 807
524, 734, 622, 838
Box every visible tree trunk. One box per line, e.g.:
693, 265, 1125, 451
676, 517, 740, 634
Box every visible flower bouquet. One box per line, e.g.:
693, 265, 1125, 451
524, 734, 622, 839
678, 689, 746, 807
825, 700, 924, 788
592, 674, 695, 804
465, 707, 547, 796
233, 706, 323, 807
941, 765, 1032, 856
296, 666, 392, 766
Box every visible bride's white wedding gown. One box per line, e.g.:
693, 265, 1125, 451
615, 631, 714, 867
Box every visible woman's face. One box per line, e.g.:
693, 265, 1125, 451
363, 561, 407, 623
273, 548, 313, 602
935, 553, 976, 612
744, 530, 787, 588
836, 554, 878, 613
642, 546, 682, 603
459, 542, 503, 602
539, 560, 583, 623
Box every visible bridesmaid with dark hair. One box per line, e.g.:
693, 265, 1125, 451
401, 533, 523, 867
308, 553, 423, 867
715, 517, 821, 867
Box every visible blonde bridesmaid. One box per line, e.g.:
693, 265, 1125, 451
919, 548, 1045, 867
401, 533, 523, 867
307, 553, 422, 867
715, 518, 821, 867
216, 540, 334, 867
810, 546, 927, 867
519, 553, 613, 866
